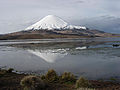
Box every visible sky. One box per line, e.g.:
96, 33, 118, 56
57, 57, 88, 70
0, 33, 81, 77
0, 0, 120, 34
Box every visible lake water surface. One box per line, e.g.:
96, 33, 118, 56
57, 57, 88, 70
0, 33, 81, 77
0, 38, 120, 80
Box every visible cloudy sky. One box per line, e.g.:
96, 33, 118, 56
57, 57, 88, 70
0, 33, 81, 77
0, 0, 120, 34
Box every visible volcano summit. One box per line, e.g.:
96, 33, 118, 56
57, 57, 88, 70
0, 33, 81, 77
25, 15, 86, 30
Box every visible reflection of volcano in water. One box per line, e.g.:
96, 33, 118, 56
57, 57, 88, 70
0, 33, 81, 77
28, 49, 68, 63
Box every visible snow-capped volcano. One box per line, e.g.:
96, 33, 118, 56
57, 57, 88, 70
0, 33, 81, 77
25, 15, 86, 30
0, 15, 118, 40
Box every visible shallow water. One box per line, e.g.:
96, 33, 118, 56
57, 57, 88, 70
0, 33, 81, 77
0, 38, 120, 79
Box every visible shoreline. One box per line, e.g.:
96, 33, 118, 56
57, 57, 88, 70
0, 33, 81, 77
0, 68, 120, 90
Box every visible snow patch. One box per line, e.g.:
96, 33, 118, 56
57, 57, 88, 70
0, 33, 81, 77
75, 46, 87, 50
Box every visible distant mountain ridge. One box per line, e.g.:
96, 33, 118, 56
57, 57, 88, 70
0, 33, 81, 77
0, 15, 119, 40
71, 15, 120, 33
0, 29, 118, 40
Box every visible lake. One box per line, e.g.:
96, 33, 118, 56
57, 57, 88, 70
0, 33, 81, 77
0, 38, 120, 80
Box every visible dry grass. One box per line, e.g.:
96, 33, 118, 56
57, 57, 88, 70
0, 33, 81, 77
77, 88, 96, 90
44, 69, 58, 83
20, 75, 45, 90
60, 72, 76, 83
0, 69, 120, 90
76, 77, 91, 88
